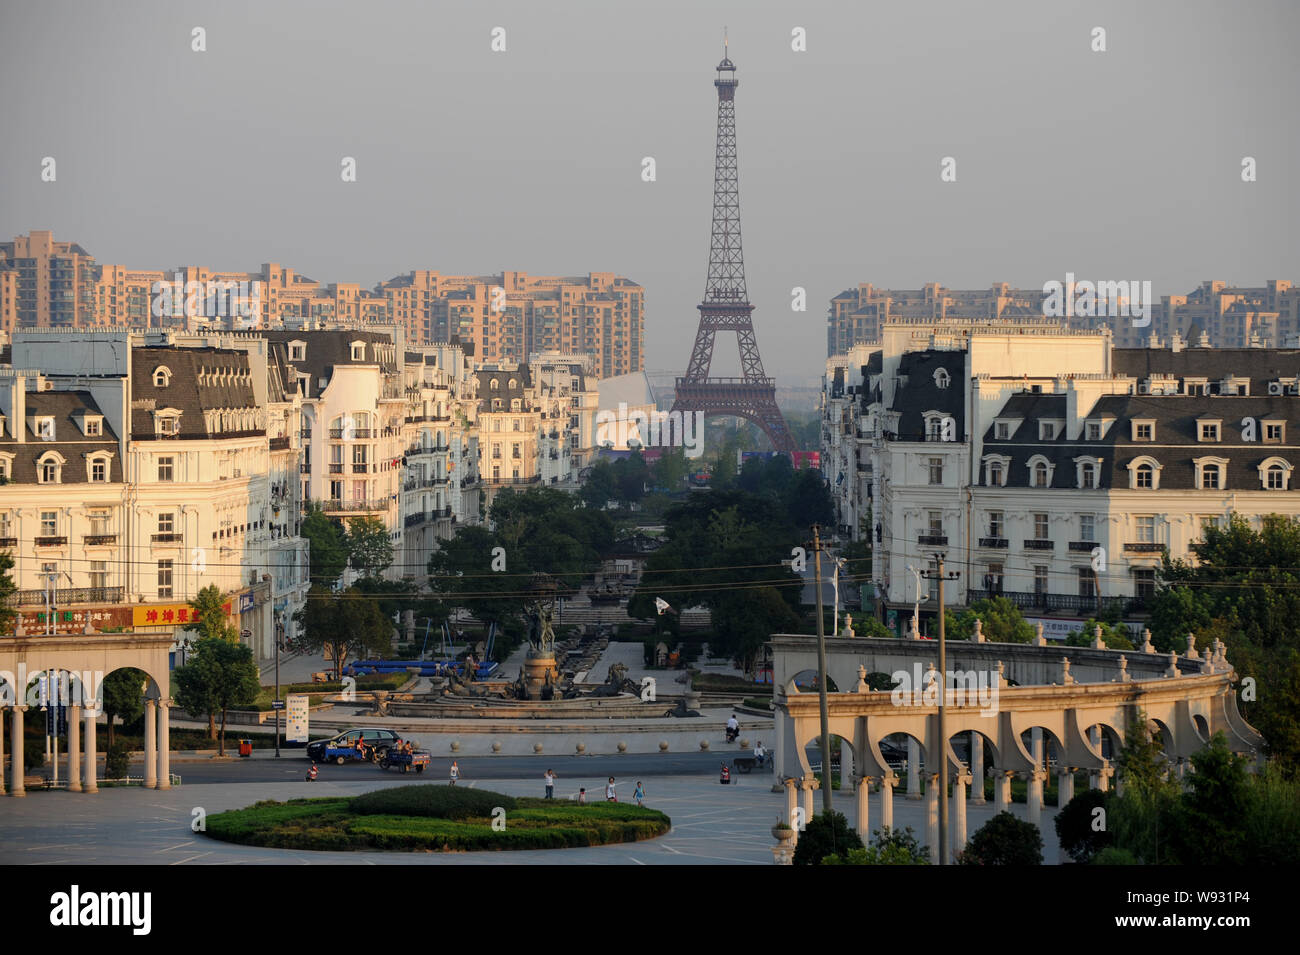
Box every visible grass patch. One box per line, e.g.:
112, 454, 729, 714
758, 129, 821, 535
205, 786, 671, 853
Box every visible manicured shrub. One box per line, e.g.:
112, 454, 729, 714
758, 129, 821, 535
1055, 789, 1113, 863
959, 811, 1043, 865
105, 742, 130, 780
349, 784, 516, 819
792, 810, 864, 865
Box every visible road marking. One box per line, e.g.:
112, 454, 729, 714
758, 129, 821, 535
156, 842, 196, 852
26, 843, 82, 851
629, 856, 645, 865
168, 851, 213, 865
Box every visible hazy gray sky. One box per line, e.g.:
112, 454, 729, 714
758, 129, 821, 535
2, 0, 1296, 385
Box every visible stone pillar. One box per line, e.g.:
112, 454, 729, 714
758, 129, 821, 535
952, 770, 971, 861
67, 703, 82, 793
1058, 768, 1075, 808
143, 699, 157, 789
969, 732, 985, 804
157, 702, 171, 790
1026, 727, 1044, 824
784, 777, 800, 844
0, 706, 5, 796
880, 771, 896, 831
906, 737, 921, 799
924, 773, 939, 863
855, 775, 870, 837
994, 770, 1012, 814
840, 744, 854, 794
9, 705, 26, 796
1088, 726, 1101, 789
82, 707, 98, 793
802, 775, 818, 822
1097, 763, 1113, 793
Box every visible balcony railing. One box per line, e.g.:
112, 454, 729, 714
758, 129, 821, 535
0, 537, 17, 547
404, 512, 426, 528
151, 533, 183, 544
84, 534, 118, 546
328, 463, 344, 474
352, 463, 369, 473
485, 475, 542, 486
1124, 542, 1164, 553
12, 585, 124, 607
329, 428, 374, 439
1023, 539, 1054, 550
300, 463, 310, 473
1068, 540, 1100, 552
977, 537, 1008, 549
967, 588, 1143, 615
323, 499, 387, 513
918, 535, 948, 546
35, 536, 68, 547
269, 436, 291, 451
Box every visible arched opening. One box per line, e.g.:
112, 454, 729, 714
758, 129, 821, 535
788, 669, 837, 693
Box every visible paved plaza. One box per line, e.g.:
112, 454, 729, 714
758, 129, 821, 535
0, 764, 1064, 865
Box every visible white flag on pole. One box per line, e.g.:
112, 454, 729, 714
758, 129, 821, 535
654, 597, 672, 616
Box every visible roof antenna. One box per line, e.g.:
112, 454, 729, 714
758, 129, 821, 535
724, 26, 728, 58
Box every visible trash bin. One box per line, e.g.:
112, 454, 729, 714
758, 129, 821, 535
239, 739, 253, 758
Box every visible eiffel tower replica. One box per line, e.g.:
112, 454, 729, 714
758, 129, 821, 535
671, 40, 795, 455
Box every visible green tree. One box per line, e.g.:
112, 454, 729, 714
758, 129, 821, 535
580, 460, 617, 510
172, 637, 259, 756
958, 811, 1044, 865
651, 447, 689, 492
824, 826, 930, 865
1110, 714, 1181, 864
1166, 733, 1252, 864
792, 810, 864, 865
300, 504, 348, 585
294, 585, 394, 678
1064, 619, 1135, 651
0, 550, 17, 636
1054, 789, 1113, 864
345, 515, 394, 580
945, 596, 1035, 643
185, 584, 239, 642
100, 668, 146, 748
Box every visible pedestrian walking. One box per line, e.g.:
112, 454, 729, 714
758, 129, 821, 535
544, 768, 556, 799
633, 781, 645, 807
578, 787, 587, 804
605, 776, 617, 802
305, 763, 318, 782
449, 760, 460, 786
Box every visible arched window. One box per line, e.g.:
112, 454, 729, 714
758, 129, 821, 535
933, 368, 951, 389
37, 451, 64, 484
1136, 463, 1154, 488
153, 366, 172, 387
1258, 457, 1293, 491
490, 379, 500, 390
1027, 455, 1054, 488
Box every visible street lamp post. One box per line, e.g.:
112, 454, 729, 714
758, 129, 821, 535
811, 524, 833, 816
274, 615, 284, 758
831, 557, 847, 638
921, 554, 960, 864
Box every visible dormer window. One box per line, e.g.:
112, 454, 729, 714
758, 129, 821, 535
153, 366, 172, 388
1028, 454, 1055, 488
155, 410, 181, 436
1193, 456, 1229, 490
0, 415, 7, 438
1129, 456, 1162, 490
83, 416, 103, 437
35, 416, 56, 441
37, 451, 64, 484
1132, 420, 1155, 442
994, 422, 1009, 440
1198, 420, 1221, 443
87, 451, 112, 483
508, 378, 518, 389
490, 379, 500, 390
0, 453, 13, 481
1263, 420, 1285, 444
289, 340, 306, 361
350, 341, 366, 361
1260, 457, 1293, 490
1075, 456, 1102, 489
982, 454, 1011, 487
933, 368, 951, 389
1039, 421, 1058, 441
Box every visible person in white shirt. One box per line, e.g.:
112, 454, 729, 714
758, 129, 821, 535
726, 713, 740, 742
754, 741, 766, 766
605, 777, 617, 802
544, 769, 556, 799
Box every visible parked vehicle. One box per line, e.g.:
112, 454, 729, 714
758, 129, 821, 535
305, 728, 401, 763
379, 748, 430, 774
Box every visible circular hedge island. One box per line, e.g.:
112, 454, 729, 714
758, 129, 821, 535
205, 785, 671, 852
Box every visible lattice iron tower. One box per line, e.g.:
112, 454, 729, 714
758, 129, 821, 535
671, 40, 795, 454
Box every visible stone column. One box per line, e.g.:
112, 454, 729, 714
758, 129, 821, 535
67, 703, 81, 793
906, 737, 921, 799
143, 699, 157, 789
802, 775, 818, 822
1097, 764, 1113, 793
1058, 768, 1075, 808
1088, 726, 1101, 789
0, 706, 5, 795
879, 771, 896, 831
784, 777, 800, 844
969, 732, 985, 804
952, 770, 971, 861
924, 773, 939, 863
157, 701, 171, 790
855, 775, 870, 837
994, 770, 1012, 814
840, 745, 855, 794
1027, 728, 1044, 825
83, 707, 98, 794
9, 705, 26, 796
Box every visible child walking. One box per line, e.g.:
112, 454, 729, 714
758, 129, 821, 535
633, 781, 645, 807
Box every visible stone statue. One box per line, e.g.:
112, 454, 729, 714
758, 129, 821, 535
525, 576, 558, 656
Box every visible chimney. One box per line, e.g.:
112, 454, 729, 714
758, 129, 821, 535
1169, 332, 1184, 353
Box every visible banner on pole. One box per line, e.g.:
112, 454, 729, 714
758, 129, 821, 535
286, 694, 309, 743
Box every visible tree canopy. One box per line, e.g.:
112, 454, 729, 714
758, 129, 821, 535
345, 515, 394, 580
300, 504, 348, 586
294, 584, 394, 677
173, 637, 259, 753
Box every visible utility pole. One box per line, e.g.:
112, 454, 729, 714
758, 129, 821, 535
921, 554, 959, 864
274, 614, 284, 758
811, 524, 833, 815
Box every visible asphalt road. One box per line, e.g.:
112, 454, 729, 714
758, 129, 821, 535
166, 750, 771, 786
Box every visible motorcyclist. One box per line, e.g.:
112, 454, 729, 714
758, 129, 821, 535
725, 713, 739, 742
